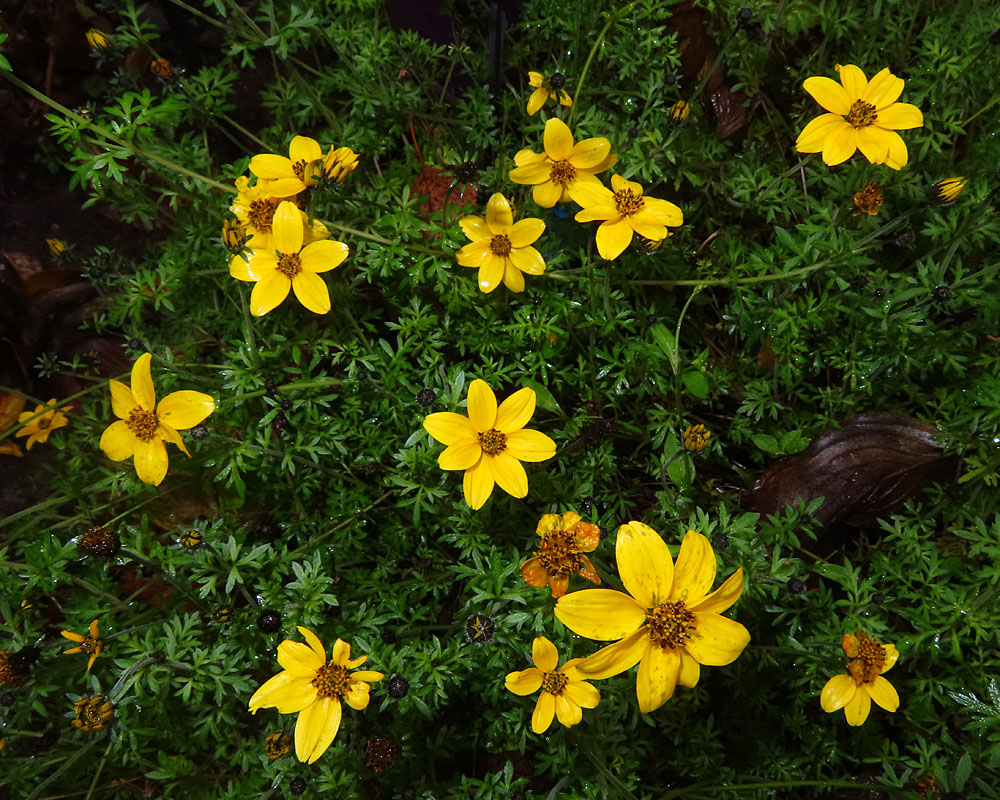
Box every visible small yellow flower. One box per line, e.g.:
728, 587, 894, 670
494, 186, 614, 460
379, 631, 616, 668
505, 637, 600, 733
526, 71, 572, 116
555, 524, 749, 714
821, 632, 900, 726
520, 511, 601, 598
456, 193, 546, 293
570, 174, 683, 261
229, 200, 349, 316
321, 146, 360, 183
423, 379, 556, 510
99, 353, 216, 486
669, 100, 691, 124
853, 182, 884, 216
72, 695, 114, 732
61, 619, 103, 671
85, 28, 110, 51
265, 731, 294, 760
509, 118, 617, 208
46, 238, 67, 257
931, 176, 968, 204
17, 399, 71, 450
796, 64, 923, 169
248, 627, 383, 764
682, 424, 711, 453
249, 135, 326, 197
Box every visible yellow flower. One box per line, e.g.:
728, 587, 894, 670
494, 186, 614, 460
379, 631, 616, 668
931, 176, 968, 204
526, 71, 572, 116
682, 424, 711, 453
555, 524, 750, 714
321, 146, 360, 183
46, 238, 67, 257
85, 28, 110, 51
456, 193, 546, 293
570, 174, 683, 261
505, 637, 600, 733
72, 695, 114, 732
248, 627, 383, 764
99, 353, 216, 486
423, 379, 556, 510
249, 135, 326, 197
520, 511, 601, 598
222, 219, 249, 254
231, 176, 283, 243
61, 619, 102, 671
795, 64, 923, 170
669, 100, 691, 124
229, 200, 348, 316
17, 399, 71, 450
509, 118, 617, 208
820, 632, 900, 726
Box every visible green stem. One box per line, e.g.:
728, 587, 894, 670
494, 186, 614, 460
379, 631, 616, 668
0, 560, 128, 610
568, 2, 637, 127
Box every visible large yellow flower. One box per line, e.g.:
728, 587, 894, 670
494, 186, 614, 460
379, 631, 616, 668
509, 118, 616, 208
570, 174, 683, 261
230, 200, 349, 316
526, 71, 572, 116
505, 637, 600, 733
820, 631, 899, 726
422, 379, 556, 510
555, 523, 749, 714
249, 135, 326, 197
795, 64, 923, 170
248, 627, 383, 764
99, 353, 215, 486
456, 193, 546, 293
17, 399, 71, 449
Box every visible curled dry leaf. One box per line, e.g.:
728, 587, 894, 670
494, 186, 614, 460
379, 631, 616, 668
747, 413, 958, 528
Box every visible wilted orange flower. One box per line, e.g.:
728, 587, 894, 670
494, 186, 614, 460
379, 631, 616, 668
821, 631, 900, 726
520, 511, 601, 597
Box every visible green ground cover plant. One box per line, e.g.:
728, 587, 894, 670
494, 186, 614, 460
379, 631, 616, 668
1, 0, 999, 798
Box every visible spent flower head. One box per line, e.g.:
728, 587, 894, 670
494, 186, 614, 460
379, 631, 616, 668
821, 631, 900, 726
520, 511, 601, 597
526, 71, 573, 115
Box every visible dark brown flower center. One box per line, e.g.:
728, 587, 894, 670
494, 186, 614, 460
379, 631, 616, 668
126, 408, 159, 442
536, 528, 584, 577
847, 636, 886, 686
478, 428, 506, 455
276, 253, 302, 279
541, 670, 568, 695
292, 158, 309, 181
37, 417, 51, 429
248, 198, 279, 233
79, 636, 100, 654
846, 100, 878, 127
489, 234, 512, 257
614, 188, 645, 217
549, 159, 577, 187
312, 662, 352, 699
646, 600, 696, 649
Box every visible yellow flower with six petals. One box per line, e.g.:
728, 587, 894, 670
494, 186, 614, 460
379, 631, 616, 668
509, 118, 617, 208
60, 619, 103, 671
456, 193, 546, 293
99, 353, 215, 486
505, 637, 600, 733
248, 627, 383, 764
820, 631, 899, 726
570, 174, 683, 261
555, 523, 749, 714
230, 200, 349, 316
16, 399, 71, 450
423, 379, 556, 510
526, 71, 572, 116
795, 64, 923, 170
249, 135, 326, 197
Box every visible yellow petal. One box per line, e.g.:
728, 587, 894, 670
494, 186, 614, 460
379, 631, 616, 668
251, 271, 291, 316
278, 640, 325, 677
855, 126, 890, 165
795, 113, 847, 154
844, 686, 871, 726
689, 568, 744, 614
100, 420, 138, 461
527, 71, 544, 87
423, 412, 477, 445
569, 137, 611, 170
628, 214, 667, 242
881, 644, 899, 673
563, 679, 600, 709
230, 253, 260, 282
157, 423, 190, 457
249, 153, 294, 180
272, 200, 304, 254
678, 650, 700, 688
636, 644, 680, 713
526, 87, 548, 115
502, 261, 525, 293
686, 613, 750, 666
240, 251, 278, 281
438, 438, 481, 470
61, 630, 85, 643
554, 589, 646, 641
503, 428, 556, 462
477, 255, 504, 292
536, 514, 561, 536
485, 193, 513, 233
531, 692, 555, 733
330, 638, 350, 665
835, 63, 868, 100
863, 68, 904, 109
543, 118, 574, 161
289, 135, 323, 164
463, 459, 495, 509
575, 628, 648, 679
262, 177, 304, 198
573, 201, 617, 222
109, 380, 135, 419
495, 387, 536, 433
343, 682, 370, 710
554, 694, 583, 727
509, 245, 546, 276
532, 637, 559, 671
466, 379, 497, 431
820, 673, 857, 712
509, 161, 551, 185
803, 76, 851, 115
508, 218, 545, 248
157, 391, 215, 431
249, 671, 317, 714
295, 696, 341, 764
351, 669, 382, 683
487, 452, 528, 498
669, 529, 717, 605
595, 219, 634, 261
559, 90, 573, 107
875, 102, 923, 130
457, 241, 491, 267
821, 123, 857, 166
131, 353, 156, 412
300, 240, 349, 273
133, 438, 169, 486
292, 270, 331, 315
616, 521, 674, 608
867, 676, 899, 712
883, 130, 908, 170
532, 180, 564, 208
505, 667, 544, 695
459, 215, 490, 242
297, 626, 327, 662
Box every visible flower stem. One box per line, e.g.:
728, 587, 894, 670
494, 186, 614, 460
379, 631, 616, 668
568, 2, 638, 128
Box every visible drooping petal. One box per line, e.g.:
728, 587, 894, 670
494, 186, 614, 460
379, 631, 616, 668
554, 694, 583, 727
423, 412, 477, 445
686, 613, 751, 666
531, 692, 555, 733
133, 438, 169, 486
883, 130, 908, 170
509, 246, 546, 276
438, 438, 482, 470
636, 644, 680, 713
543, 118, 575, 161
502, 262, 525, 293
131, 353, 156, 411
874, 102, 923, 130
867, 676, 899, 711
299, 240, 349, 273
459, 215, 490, 242
563, 680, 600, 709
505, 667, 544, 695
485, 193, 513, 233
271, 200, 304, 254
518, 556, 549, 587
532, 637, 559, 671
669, 529, 717, 605
803, 76, 851, 115
820, 673, 858, 712
835, 64, 868, 100
527, 71, 544, 88
677, 650, 701, 687
689, 568, 744, 614
855, 126, 891, 165
881, 644, 899, 674
595, 219, 634, 261
457, 241, 492, 267
508, 218, 545, 248
296, 696, 342, 764
549, 574, 570, 597
526, 87, 548, 115
100, 420, 138, 462
249, 671, 317, 714
821, 123, 858, 166
532, 180, 564, 208
575, 628, 648, 679
343, 682, 371, 710
616, 521, 674, 609
157, 423, 190, 457
488, 452, 528, 498
495, 387, 536, 433
109, 380, 135, 419
278, 640, 325, 677
477, 255, 505, 292
297, 627, 329, 663
569, 137, 611, 169
554, 589, 646, 641
466, 379, 498, 431
863, 68, 904, 109
250, 271, 291, 316
462, 459, 495, 509
844, 686, 872, 726
157, 391, 215, 430
292, 270, 332, 315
